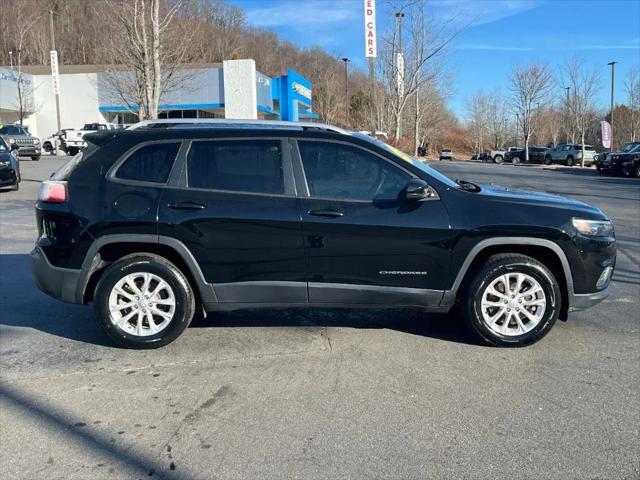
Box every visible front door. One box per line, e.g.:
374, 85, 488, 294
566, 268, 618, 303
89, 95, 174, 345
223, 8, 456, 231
158, 137, 306, 303
294, 139, 452, 306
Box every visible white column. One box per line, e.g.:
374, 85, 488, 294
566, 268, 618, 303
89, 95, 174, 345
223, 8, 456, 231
222, 59, 258, 120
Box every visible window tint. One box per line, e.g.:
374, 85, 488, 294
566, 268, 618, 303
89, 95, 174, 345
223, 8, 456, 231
116, 142, 179, 183
299, 141, 410, 201
187, 140, 284, 194
0, 125, 27, 135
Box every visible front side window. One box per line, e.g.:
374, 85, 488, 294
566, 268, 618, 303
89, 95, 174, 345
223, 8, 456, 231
187, 140, 284, 194
298, 141, 410, 201
115, 142, 180, 183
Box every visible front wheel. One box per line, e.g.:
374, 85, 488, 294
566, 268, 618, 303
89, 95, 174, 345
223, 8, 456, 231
512, 156, 521, 165
31, 155, 40, 161
566, 156, 574, 166
544, 156, 552, 165
494, 155, 503, 164
94, 254, 196, 349
632, 164, 640, 178
464, 254, 561, 347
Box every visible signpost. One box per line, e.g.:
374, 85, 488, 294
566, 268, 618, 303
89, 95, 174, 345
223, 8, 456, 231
364, 0, 377, 135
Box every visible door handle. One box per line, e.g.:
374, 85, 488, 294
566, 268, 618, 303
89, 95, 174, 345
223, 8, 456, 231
168, 201, 206, 210
308, 209, 344, 218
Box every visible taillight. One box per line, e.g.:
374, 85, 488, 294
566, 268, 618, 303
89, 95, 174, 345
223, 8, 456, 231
38, 180, 67, 203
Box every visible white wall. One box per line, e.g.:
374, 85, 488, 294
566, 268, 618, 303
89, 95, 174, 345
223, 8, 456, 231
31, 72, 107, 138
223, 59, 258, 120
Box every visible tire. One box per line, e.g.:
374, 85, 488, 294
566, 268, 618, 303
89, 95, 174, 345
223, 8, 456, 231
93, 253, 196, 349
31, 155, 40, 161
566, 156, 574, 166
512, 156, 521, 165
67, 147, 79, 156
494, 155, 503, 164
544, 156, 552, 165
633, 164, 640, 178
463, 254, 561, 347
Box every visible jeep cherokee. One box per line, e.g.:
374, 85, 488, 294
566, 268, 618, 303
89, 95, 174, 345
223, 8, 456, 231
31, 120, 616, 349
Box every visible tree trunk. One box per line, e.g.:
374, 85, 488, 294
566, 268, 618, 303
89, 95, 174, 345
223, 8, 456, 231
413, 89, 419, 156
581, 133, 586, 167
151, 0, 161, 120
140, 0, 152, 120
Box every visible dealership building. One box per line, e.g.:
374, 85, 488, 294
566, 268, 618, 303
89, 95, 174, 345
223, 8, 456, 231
0, 59, 317, 138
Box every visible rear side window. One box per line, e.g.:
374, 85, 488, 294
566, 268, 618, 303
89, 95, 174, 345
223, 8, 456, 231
187, 140, 284, 194
115, 142, 180, 183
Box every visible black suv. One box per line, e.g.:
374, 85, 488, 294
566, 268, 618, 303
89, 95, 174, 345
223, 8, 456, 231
31, 120, 616, 349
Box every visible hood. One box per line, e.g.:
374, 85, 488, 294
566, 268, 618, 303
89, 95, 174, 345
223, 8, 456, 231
476, 182, 604, 217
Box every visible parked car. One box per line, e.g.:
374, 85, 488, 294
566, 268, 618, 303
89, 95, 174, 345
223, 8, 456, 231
0, 123, 41, 161
439, 148, 453, 160
595, 142, 640, 176
64, 123, 119, 155
486, 149, 506, 163
31, 119, 616, 349
544, 144, 596, 167
0, 137, 21, 191
505, 147, 547, 164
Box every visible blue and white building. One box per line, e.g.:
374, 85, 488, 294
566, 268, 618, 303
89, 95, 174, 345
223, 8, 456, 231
0, 59, 317, 138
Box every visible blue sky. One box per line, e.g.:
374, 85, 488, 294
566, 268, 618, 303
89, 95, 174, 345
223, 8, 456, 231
229, 0, 640, 119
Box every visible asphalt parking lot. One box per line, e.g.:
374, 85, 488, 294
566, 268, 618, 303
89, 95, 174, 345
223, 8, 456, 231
1, 156, 639, 480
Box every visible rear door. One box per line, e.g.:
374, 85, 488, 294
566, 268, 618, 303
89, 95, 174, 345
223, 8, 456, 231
158, 137, 307, 303
293, 139, 451, 306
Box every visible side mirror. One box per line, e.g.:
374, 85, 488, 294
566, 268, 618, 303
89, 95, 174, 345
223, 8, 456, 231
10, 143, 20, 152
404, 178, 433, 200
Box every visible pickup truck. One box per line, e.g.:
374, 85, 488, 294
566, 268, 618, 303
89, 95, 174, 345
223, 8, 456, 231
544, 144, 596, 167
63, 123, 119, 155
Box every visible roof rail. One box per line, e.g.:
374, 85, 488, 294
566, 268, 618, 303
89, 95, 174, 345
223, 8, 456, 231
127, 118, 350, 135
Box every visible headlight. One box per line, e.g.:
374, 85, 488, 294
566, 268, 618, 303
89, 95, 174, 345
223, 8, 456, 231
33, 138, 40, 145
0, 159, 9, 166
572, 218, 613, 237
8, 138, 15, 144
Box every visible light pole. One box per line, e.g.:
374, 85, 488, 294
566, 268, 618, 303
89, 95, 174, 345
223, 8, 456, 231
48, 9, 62, 147
8, 50, 13, 71
564, 86, 570, 142
608, 61, 617, 152
394, 11, 405, 139
342, 57, 350, 126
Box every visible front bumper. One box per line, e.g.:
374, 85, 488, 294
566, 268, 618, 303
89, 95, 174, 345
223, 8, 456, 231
569, 284, 613, 312
17, 146, 41, 156
0, 167, 18, 187
31, 245, 82, 304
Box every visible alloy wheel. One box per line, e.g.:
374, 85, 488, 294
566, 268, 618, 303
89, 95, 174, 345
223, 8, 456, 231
480, 272, 546, 336
108, 272, 176, 337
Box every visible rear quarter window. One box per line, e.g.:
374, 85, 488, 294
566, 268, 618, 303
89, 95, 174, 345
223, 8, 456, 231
115, 142, 180, 183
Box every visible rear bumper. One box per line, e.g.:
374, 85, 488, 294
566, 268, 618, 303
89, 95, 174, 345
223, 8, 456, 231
569, 284, 612, 312
31, 245, 82, 304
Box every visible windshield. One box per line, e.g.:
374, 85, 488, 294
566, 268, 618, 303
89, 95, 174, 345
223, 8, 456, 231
628, 144, 640, 154
0, 125, 28, 136
352, 132, 460, 189
621, 142, 640, 152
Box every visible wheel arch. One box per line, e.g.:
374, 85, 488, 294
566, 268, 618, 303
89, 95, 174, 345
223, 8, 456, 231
78, 234, 217, 305
442, 238, 573, 319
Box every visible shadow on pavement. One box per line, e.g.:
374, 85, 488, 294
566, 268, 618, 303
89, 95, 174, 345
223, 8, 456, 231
0, 253, 478, 348
0, 382, 191, 479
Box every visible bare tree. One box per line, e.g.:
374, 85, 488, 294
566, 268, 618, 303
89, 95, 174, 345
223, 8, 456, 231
625, 67, 640, 142
562, 58, 600, 166
486, 91, 510, 149
509, 64, 554, 162
102, 0, 195, 120
466, 91, 489, 155
380, 0, 464, 143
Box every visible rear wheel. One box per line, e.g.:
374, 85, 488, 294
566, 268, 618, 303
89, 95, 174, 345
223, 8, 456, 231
544, 156, 552, 165
512, 156, 521, 165
464, 254, 560, 347
94, 254, 195, 349
566, 156, 574, 166
494, 155, 504, 164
